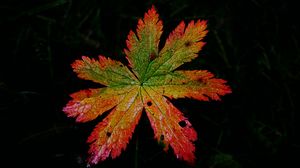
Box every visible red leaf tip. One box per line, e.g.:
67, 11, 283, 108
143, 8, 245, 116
149, 5, 157, 15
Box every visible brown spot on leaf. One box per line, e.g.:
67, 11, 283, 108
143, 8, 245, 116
184, 41, 192, 47
149, 52, 157, 61
197, 78, 206, 84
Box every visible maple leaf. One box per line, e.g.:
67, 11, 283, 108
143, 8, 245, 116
63, 6, 231, 165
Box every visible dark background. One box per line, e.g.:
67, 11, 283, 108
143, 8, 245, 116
1, 0, 299, 167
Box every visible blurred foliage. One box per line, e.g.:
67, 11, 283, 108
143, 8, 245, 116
209, 153, 241, 168
0, 0, 299, 167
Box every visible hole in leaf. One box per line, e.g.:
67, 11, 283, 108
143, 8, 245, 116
147, 101, 152, 106
160, 135, 164, 141
106, 132, 111, 137
178, 120, 187, 127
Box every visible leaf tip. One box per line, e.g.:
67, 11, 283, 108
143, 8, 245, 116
148, 5, 157, 15
71, 58, 83, 70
